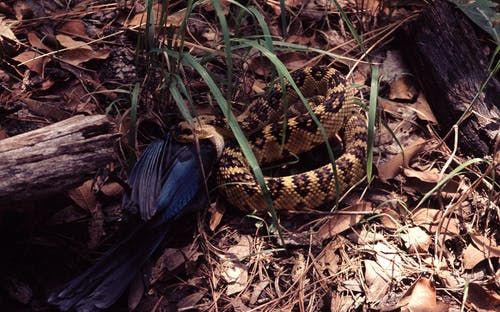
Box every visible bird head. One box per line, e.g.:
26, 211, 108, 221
175, 118, 225, 158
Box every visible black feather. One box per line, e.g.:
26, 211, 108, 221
48, 135, 217, 311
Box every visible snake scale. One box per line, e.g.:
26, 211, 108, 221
181, 66, 367, 213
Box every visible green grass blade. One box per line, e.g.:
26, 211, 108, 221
225, 1, 278, 52
414, 158, 485, 210
247, 6, 275, 52
235, 39, 342, 209
279, 0, 287, 36
128, 82, 140, 166
177, 52, 286, 246
367, 65, 378, 182
330, 0, 364, 51
270, 41, 364, 64
212, 0, 233, 99
158, 0, 170, 29
174, 0, 194, 69
172, 74, 195, 106
169, 79, 194, 124
145, 0, 156, 51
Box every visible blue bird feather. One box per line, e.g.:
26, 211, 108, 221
48, 134, 217, 311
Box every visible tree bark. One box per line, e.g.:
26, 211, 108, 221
400, 0, 500, 156
0, 114, 118, 203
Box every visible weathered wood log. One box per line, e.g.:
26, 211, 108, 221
0, 114, 119, 203
400, 0, 500, 156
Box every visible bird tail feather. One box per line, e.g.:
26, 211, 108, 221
48, 219, 168, 312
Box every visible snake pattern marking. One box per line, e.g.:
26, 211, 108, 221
183, 66, 367, 213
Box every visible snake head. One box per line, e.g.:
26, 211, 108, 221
175, 119, 225, 158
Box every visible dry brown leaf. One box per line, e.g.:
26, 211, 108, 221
56, 34, 92, 50
281, 52, 310, 71
317, 202, 373, 241
27, 32, 51, 51
68, 180, 104, 248
100, 182, 123, 199
58, 20, 88, 38
59, 48, 110, 66
68, 180, 96, 210
291, 252, 306, 283
350, 228, 385, 244
378, 96, 437, 125
221, 260, 248, 295
436, 269, 462, 288
150, 246, 201, 284
373, 242, 403, 280
400, 226, 432, 253
413, 94, 437, 123
61, 82, 97, 114
411, 208, 460, 237
331, 292, 355, 312
231, 297, 250, 311
22, 98, 70, 121
403, 167, 441, 183
463, 244, 488, 270
267, 0, 314, 15
248, 55, 272, 77
252, 79, 266, 93
317, 240, 341, 276
0, 17, 18, 42
249, 281, 269, 305
463, 233, 500, 269
13, 0, 36, 20
365, 242, 404, 303
221, 235, 252, 295
203, 0, 231, 14
389, 77, 417, 101
40, 78, 54, 90
378, 97, 405, 114
342, 279, 362, 293
398, 278, 448, 312
86, 202, 105, 249
45, 205, 88, 225
13, 51, 47, 75
126, 3, 187, 28
286, 34, 316, 45
363, 0, 381, 16
377, 138, 429, 182
470, 233, 500, 257
226, 235, 252, 261
352, 63, 371, 86
466, 283, 500, 312
404, 175, 460, 197
285, 0, 305, 8
177, 291, 206, 310
364, 259, 390, 302
378, 207, 402, 230
151, 248, 191, 274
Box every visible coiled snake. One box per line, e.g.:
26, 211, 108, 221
180, 66, 367, 213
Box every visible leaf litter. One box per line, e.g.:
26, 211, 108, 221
0, 0, 498, 311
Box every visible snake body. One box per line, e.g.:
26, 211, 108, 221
214, 66, 367, 213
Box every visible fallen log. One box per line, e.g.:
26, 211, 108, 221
400, 0, 500, 156
0, 114, 119, 203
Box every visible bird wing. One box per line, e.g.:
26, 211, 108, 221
156, 140, 217, 221
49, 136, 218, 311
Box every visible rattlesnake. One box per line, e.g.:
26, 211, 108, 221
181, 66, 367, 213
